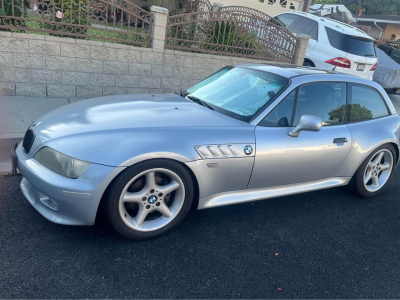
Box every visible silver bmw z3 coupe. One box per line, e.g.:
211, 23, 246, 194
17, 65, 400, 239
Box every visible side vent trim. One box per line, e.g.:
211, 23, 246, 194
195, 144, 255, 159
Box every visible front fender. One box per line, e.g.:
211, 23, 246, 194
42, 126, 255, 167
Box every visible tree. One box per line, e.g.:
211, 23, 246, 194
329, 104, 373, 123
312, 0, 400, 15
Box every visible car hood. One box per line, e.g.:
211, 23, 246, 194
34, 93, 245, 141
28, 93, 255, 166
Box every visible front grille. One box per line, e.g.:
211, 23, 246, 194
22, 129, 35, 153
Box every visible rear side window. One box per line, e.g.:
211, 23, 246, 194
292, 17, 318, 40
347, 84, 389, 122
325, 26, 376, 57
274, 14, 300, 29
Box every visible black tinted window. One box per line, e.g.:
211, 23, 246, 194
294, 83, 346, 126
309, 25, 318, 40
260, 90, 296, 127
347, 84, 389, 122
275, 14, 299, 29
292, 17, 318, 38
325, 26, 376, 57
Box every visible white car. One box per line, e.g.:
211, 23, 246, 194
274, 11, 377, 80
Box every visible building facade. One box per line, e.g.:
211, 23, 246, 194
357, 15, 400, 39
216, 0, 305, 16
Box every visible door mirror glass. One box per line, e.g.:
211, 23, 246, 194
288, 115, 322, 137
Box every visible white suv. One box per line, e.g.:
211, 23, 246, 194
274, 12, 377, 79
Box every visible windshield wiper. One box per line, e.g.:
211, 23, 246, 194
186, 95, 214, 111
364, 54, 375, 57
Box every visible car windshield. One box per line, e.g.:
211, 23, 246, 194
186, 67, 289, 122
325, 26, 376, 57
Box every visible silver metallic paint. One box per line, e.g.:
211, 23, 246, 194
288, 115, 322, 137
186, 157, 254, 198
16, 65, 400, 226
198, 177, 352, 209
17, 144, 125, 225
249, 125, 352, 189
195, 144, 256, 159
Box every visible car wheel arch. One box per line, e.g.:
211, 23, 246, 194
303, 58, 315, 67
349, 141, 399, 179
95, 158, 200, 222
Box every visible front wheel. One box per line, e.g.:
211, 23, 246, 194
104, 160, 194, 240
354, 144, 396, 198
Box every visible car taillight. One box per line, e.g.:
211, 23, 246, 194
370, 63, 377, 71
325, 57, 351, 69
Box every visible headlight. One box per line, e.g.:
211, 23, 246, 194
34, 147, 91, 179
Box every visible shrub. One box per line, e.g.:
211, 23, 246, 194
0, 0, 28, 31
200, 20, 262, 54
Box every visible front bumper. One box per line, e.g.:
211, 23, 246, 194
16, 143, 125, 225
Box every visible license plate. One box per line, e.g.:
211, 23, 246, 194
357, 64, 365, 71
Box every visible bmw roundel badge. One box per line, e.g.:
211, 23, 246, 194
31, 121, 42, 127
244, 145, 253, 155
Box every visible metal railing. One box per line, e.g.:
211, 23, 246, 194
165, 7, 298, 63
0, 0, 152, 47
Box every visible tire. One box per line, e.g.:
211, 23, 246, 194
353, 144, 397, 198
303, 60, 315, 67
104, 159, 194, 240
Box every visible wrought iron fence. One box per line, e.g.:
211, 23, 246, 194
165, 8, 298, 63
0, 0, 152, 47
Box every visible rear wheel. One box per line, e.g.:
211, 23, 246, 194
354, 144, 396, 198
104, 160, 194, 240
303, 60, 315, 67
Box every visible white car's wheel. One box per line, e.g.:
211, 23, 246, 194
104, 159, 194, 240
354, 144, 396, 198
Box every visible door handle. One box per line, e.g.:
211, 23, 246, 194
333, 137, 348, 144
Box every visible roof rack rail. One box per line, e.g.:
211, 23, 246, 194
321, 17, 367, 34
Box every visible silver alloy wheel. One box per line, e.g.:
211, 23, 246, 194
118, 168, 185, 232
363, 149, 394, 192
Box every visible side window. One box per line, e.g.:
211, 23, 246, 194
274, 14, 300, 29
347, 84, 389, 122
308, 24, 318, 41
294, 83, 346, 126
260, 90, 296, 127
291, 17, 318, 38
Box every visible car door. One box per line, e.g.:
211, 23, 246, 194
248, 82, 352, 189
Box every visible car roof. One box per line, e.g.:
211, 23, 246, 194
278, 11, 374, 40
238, 63, 339, 78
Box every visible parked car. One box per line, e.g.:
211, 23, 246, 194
374, 47, 400, 94
16, 65, 399, 240
274, 11, 377, 79
377, 44, 400, 65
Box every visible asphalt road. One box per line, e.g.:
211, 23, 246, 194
1, 172, 400, 299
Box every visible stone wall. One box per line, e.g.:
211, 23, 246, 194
0, 7, 308, 98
